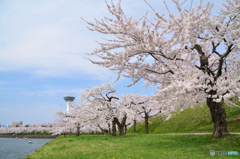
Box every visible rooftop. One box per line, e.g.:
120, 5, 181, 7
64, 95, 75, 102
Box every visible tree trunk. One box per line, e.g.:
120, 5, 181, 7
76, 123, 81, 136
133, 119, 136, 133
96, 124, 105, 135
112, 120, 116, 136
124, 125, 127, 134
76, 129, 79, 136
114, 115, 127, 136
117, 123, 124, 136
108, 123, 111, 135
76, 127, 80, 136
207, 97, 228, 139
145, 113, 149, 134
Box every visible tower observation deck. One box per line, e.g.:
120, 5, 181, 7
64, 95, 75, 113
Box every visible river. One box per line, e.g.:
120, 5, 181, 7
0, 138, 53, 159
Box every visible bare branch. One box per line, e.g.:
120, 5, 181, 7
212, 42, 222, 57
163, 1, 170, 13
145, 68, 174, 75
144, 0, 155, 12
180, 0, 189, 6
215, 26, 227, 43
216, 44, 234, 78
190, 0, 193, 11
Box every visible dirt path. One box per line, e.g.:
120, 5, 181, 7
149, 132, 240, 135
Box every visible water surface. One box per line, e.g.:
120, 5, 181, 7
0, 138, 53, 159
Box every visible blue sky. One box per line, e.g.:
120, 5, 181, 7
0, 0, 227, 126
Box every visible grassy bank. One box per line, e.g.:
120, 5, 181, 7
26, 134, 239, 159
26, 102, 240, 158
127, 102, 240, 134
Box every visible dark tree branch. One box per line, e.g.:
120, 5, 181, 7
121, 114, 127, 125
106, 94, 119, 101
209, 59, 218, 69
216, 44, 234, 78
195, 65, 215, 77
147, 109, 152, 114
145, 68, 174, 75
149, 52, 159, 61
113, 117, 121, 126
151, 52, 184, 61
212, 42, 222, 57
194, 44, 204, 55
215, 26, 227, 43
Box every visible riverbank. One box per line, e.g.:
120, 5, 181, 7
26, 133, 240, 159
0, 135, 57, 139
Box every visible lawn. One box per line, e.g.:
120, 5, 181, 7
127, 102, 240, 134
26, 133, 240, 159
26, 101, 240, 159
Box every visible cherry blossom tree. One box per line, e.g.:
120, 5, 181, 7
131, 95, 161, 134
116, 94, 139, 135
80, 83, 120, 135
81, 83, 137, 136
83, 0, 240, 138
54, 105, 93, 136
79, 104, 110, 135
40, 122, 52, 127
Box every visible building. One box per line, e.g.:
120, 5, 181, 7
7, 121, 25, 127
12, 121, 23, 126
64, 95, 75, 113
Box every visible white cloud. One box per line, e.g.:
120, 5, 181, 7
0, 0, 114, 80
37, 88, 84, 96
20, 87, 84, 98
0, 0, 227, 80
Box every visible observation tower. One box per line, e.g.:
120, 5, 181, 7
63, 95, 75, 113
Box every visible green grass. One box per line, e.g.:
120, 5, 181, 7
26, 134, 240, 159
127, 101, 240, 134
26, 101, 240, 158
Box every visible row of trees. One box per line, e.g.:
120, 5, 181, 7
0, 123, 58, 135
0, 121, 102, 136
0, 88, 164, 136
54, 83, 162, 136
